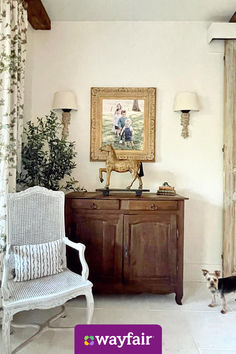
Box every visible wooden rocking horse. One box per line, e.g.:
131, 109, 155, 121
99, 144, 144, 189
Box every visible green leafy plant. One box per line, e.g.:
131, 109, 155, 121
62, 177, 87, 193
17, 111, 82, 191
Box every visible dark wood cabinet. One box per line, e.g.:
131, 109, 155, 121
67, 211, 123, 283
65, 192, 187, 304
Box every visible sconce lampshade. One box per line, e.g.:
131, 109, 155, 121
52, 91, 78, 111
173, 92, 200, 112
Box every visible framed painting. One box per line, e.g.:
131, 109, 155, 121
90, 87, 156, 161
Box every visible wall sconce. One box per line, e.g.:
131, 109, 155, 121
52, 91, 78, 138
173, 92, 200, 138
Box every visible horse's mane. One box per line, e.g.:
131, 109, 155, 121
110, 144, 117, 159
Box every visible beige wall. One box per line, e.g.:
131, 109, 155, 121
25, 21, 224, 281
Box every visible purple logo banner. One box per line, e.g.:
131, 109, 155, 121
75, 324, 162, 353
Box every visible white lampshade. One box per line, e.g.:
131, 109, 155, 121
173, 92, 200, 112
52, 91, 78, 110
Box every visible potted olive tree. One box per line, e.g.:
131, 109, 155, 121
17, 111, 84, 192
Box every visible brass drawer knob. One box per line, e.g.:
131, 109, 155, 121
90, 202, 98, 209
150, 203, 158, 211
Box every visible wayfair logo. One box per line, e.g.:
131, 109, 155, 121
75, 324, 162, 353
84, 336, 94, 346
87, 332, 153, 348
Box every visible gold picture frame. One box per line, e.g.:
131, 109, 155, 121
90, 87, 156, 161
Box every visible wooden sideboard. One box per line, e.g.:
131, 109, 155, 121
65, 192, 188, 305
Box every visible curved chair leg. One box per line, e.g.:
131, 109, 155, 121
10, 306, 71, 353
3, 311, 12, 354
85, 290, 94, 324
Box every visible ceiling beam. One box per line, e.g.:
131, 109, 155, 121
230, 12, 236, 23
24, 0, 51, 30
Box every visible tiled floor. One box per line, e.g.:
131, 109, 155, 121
1, 282, 236, 353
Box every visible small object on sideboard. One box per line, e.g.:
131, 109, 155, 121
157, 182, 176, 196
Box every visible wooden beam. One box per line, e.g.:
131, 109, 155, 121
223, 40, 236, 276
230, 11, 236, 22
24, 0, 51, 30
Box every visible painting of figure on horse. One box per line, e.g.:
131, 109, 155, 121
99, 144, 144, 190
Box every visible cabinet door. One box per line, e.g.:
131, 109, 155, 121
123, 214, 177, 291
68, 211, 123, 283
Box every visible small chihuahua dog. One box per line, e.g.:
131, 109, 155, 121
202, 269, 236, 314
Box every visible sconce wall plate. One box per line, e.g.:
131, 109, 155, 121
180, 112, 190, 139
62, 111, 71, 138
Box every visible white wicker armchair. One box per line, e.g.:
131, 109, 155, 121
2, 186, 94, 354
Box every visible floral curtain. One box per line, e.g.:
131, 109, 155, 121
0, 0, 27, 253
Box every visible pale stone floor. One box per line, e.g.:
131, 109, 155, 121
1, 282, 236, 354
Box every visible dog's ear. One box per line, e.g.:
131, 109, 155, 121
214, 270, 221, 278
202, 269, 209, 276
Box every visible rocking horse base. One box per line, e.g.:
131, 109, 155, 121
96, 188, 150, 197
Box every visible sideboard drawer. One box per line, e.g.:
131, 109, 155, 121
121, 200, 178, 211
70, 199, 119, 210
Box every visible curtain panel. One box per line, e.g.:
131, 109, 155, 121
0, 0, 27, 252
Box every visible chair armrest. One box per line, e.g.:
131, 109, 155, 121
63, 237, 89, 280
1, 245, 11, 300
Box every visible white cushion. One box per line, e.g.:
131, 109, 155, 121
13, 240, 63, 282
